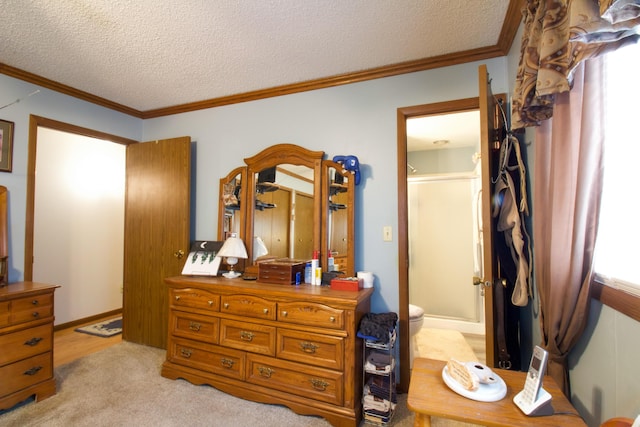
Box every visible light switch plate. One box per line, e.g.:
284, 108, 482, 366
383, 226, 392, 241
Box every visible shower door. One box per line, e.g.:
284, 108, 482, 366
408, 174, 482, 324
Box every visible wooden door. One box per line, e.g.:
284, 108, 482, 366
123, 137, 191, 349
478, 64, 501, 367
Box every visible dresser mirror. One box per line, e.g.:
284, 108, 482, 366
219, 144, 359, 275
322, 161, 355, 277
243, 144, 324, 267
218, 166, 247, 241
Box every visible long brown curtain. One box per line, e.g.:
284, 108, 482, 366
532, 59, 604, 395
512, 0, 640, 395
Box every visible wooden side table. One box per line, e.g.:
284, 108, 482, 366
408, 358, 587, 427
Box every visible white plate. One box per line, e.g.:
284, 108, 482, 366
442, 365, 507, 402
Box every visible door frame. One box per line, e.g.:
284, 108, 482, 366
396, 97, 483, 391
24, 115, 137, 280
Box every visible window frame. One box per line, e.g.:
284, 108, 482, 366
592, 279, 640, 322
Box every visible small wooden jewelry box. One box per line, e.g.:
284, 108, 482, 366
258, 259, 306, 285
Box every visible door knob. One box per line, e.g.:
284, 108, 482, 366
174, 250, 185, 259
472, 276, 491, 288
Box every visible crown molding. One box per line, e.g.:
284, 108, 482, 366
2, 0, 524, 119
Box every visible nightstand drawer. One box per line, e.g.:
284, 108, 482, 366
247, 354, 343, 406
0, 323, 53, 366
277, 329, 343, 370
171, 288, 220, 313
220, 294, 276, 320
168, 338, 245, 381
0, 352, 52, 397
170, 311, 219, 344
220, 319, 276, 356
278, 302, 344, 330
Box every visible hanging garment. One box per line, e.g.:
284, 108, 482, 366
492, 134, 532, 307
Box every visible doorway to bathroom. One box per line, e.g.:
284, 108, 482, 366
406, 108, 486, 367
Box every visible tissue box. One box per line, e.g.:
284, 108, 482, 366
330, 277, 363, 291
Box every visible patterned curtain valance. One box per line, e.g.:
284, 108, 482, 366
512, 0, 640, 129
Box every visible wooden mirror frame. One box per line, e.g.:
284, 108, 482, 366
243, 144, 324, 267
218, 166, 247, 241
0, 186, 7, 285
321, 160, 355, 277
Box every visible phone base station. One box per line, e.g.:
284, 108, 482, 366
514, 388, 554, 416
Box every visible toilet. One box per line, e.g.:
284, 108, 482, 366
409, 304, 425, 337
409, 304, 425, 367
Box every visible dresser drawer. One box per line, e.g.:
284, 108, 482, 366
277, 329, 343, 371
167, 338, 245, 381
0, 352, 52, 397
171, 288, 220, 313
0, 301, 9, 327
170, 311, 219, 344
220, 294, 276, 320
246, 354, 343, 406
11, 293, 53, 312
278, 302, 344, 330
219, 319, 276, 356
11, 305, 52, 324
0, 323, 53, 366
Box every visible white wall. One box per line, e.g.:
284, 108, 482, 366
33, 128, 125, 324
141, 58, 509, 313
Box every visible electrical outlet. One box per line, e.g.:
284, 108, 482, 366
383, 226, 392, 241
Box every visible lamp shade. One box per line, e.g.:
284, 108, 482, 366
218, 235, 248, 259
218, 235, 247, 279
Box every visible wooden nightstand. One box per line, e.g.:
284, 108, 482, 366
0, 281, 60, 410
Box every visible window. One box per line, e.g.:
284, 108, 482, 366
593, 41, 640, 307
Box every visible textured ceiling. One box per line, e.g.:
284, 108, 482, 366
1, 1, 511, 112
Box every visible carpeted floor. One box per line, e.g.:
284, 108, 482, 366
0, 339, 481, 426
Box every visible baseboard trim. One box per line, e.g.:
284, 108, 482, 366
54, 308, 122, 332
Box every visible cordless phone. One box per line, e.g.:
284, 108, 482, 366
513, 345, 553, 416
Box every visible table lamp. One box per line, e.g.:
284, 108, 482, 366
218, 234, 248, 278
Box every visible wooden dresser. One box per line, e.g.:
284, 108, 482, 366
0, 281, 59, 410
161, 275, 373, 427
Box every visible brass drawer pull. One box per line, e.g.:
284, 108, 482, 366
189, 322, 201, 332
300, 341, 319, 354
32, 312, 40, 318
220, 358, 234, 369
329, 316, 336, 323
240, 331, 254, 341
281, 311, 288, 317
258, 366, 274, 378
208, 300, 214, 307
24, 366, 43, 376
310, 378, 328, 391
180, 348, 192, 358
175, 296, 181, 301
24, 337, 43, 346
262, 308, 269, 314
224, 303, 229, 309
32, 300, 40, 305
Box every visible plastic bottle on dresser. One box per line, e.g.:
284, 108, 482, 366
311, 250, 320, 285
